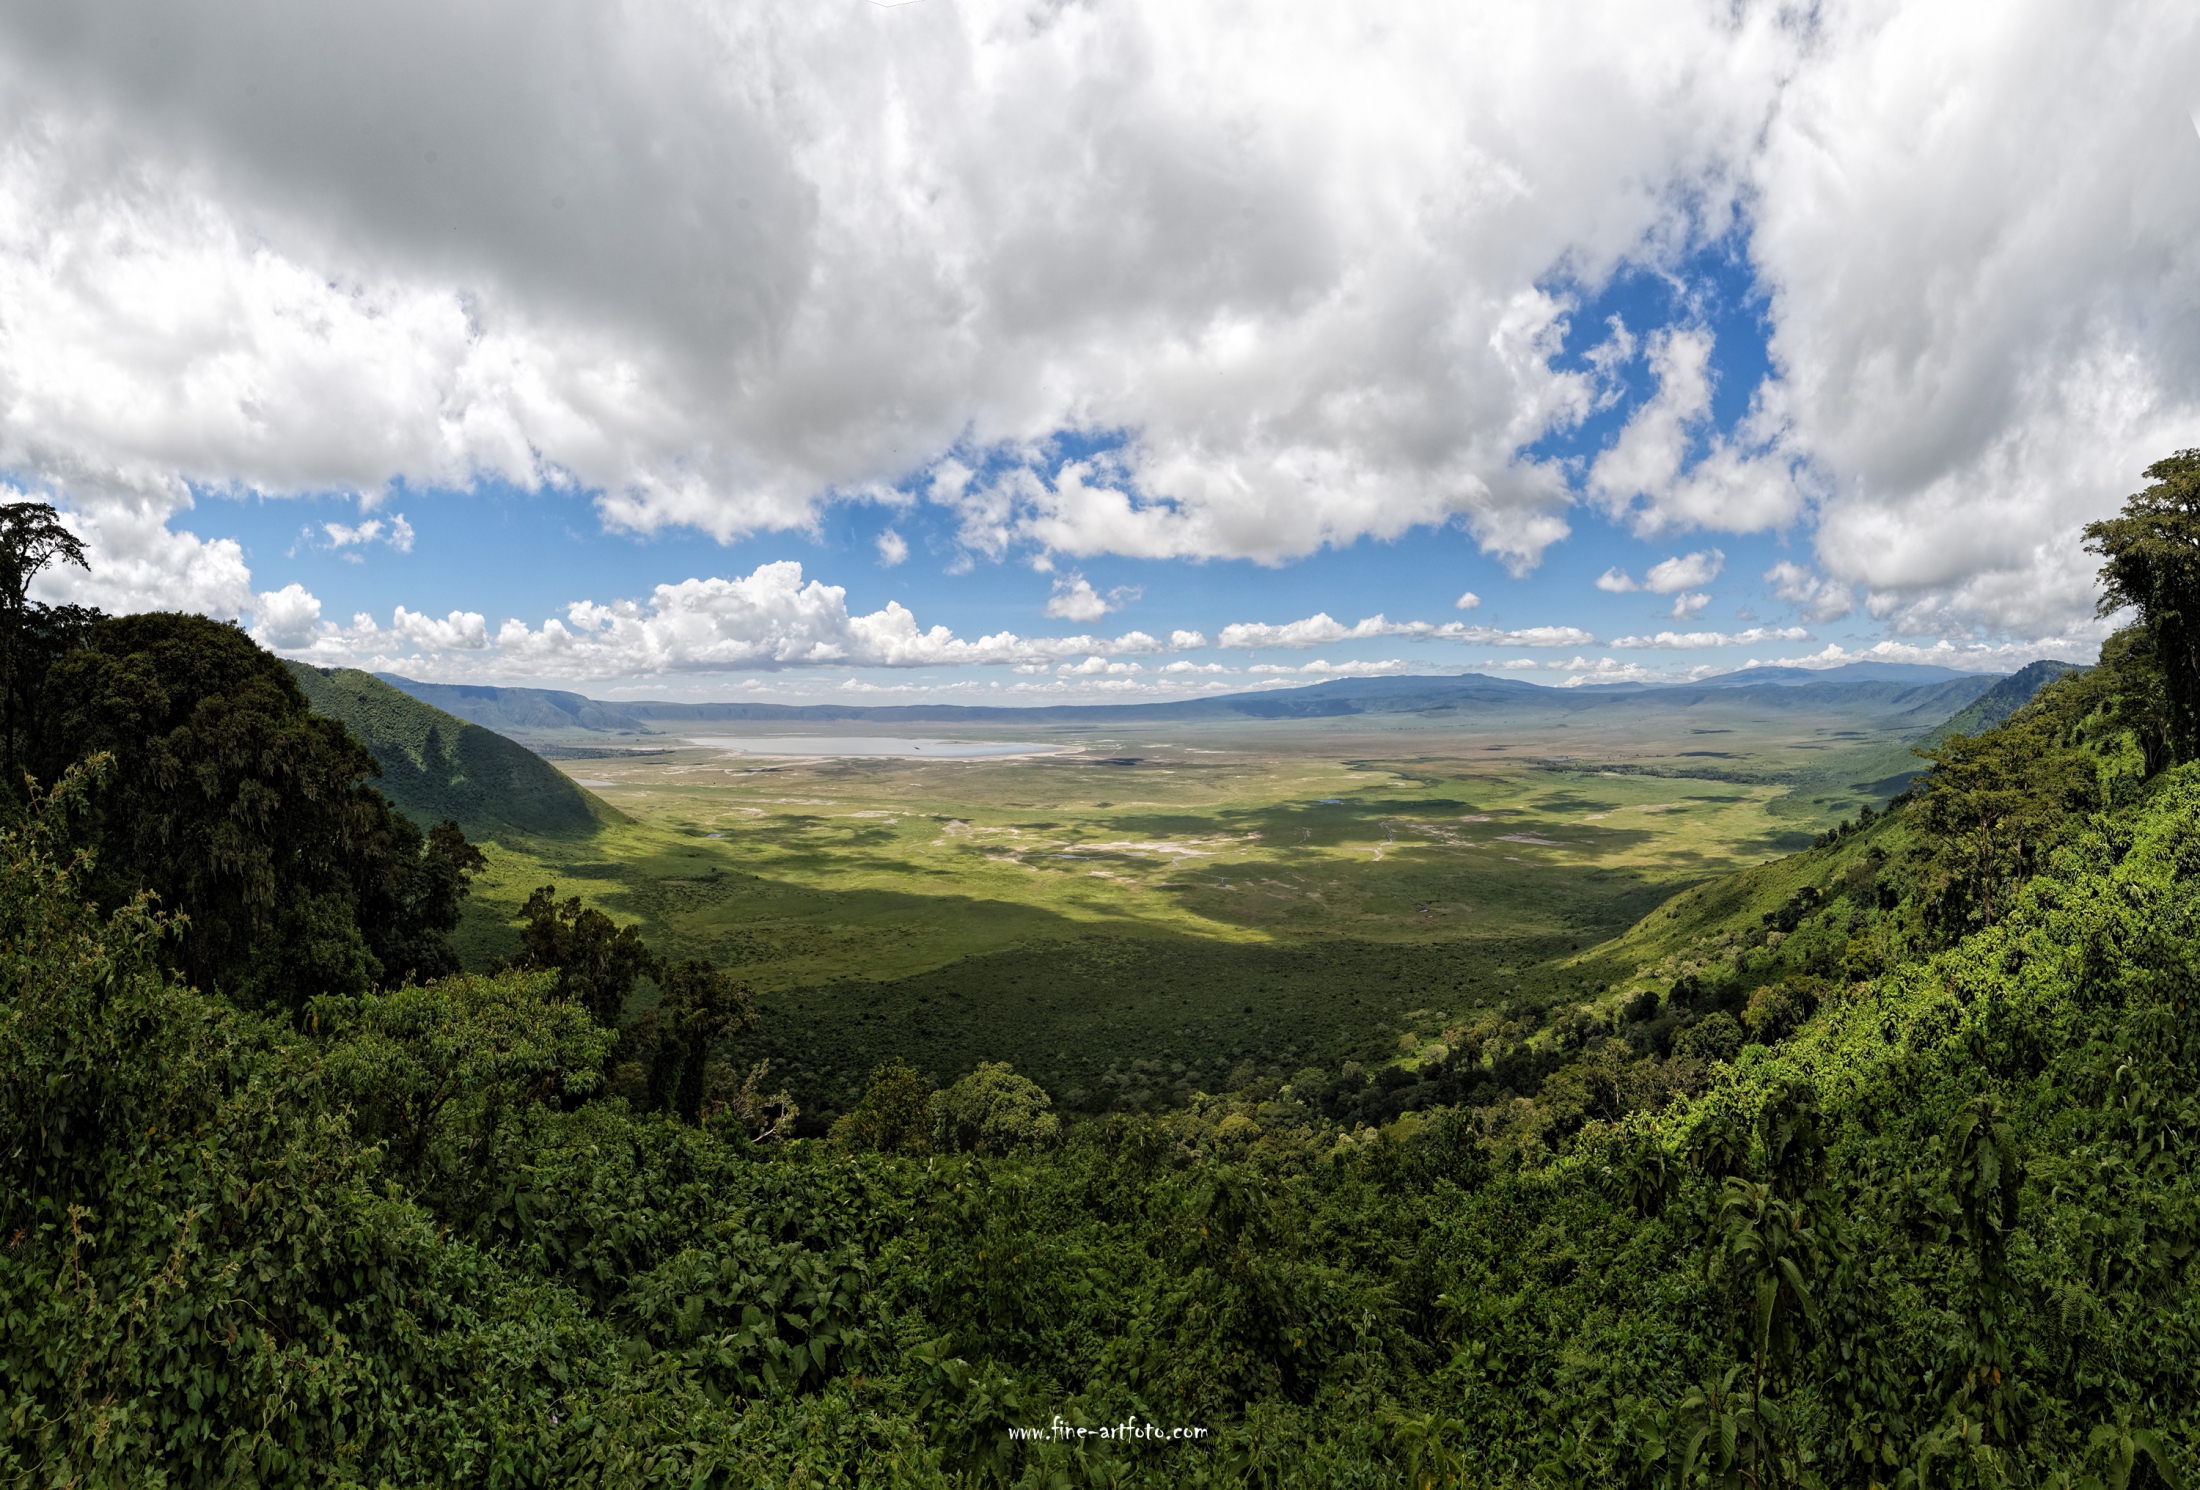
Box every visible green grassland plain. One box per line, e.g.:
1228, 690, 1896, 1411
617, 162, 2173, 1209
451, 695, 1927, 1124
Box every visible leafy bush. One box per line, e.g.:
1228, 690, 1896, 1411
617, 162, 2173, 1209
831, 1057, 937, 1154
1674, 1009, 1744, 1063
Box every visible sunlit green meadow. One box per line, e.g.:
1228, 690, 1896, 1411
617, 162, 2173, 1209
446, 709, 1909, 1120
463, 732, 1814, 969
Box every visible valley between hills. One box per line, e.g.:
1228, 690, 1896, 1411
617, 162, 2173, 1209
296, 661, 2042, 1127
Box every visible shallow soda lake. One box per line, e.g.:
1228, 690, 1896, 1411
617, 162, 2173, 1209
684, 736, 1066, 758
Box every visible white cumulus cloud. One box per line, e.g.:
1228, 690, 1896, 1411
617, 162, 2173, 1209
1043, 574, 1137, 623
1057, 655, 1143, 677
0, 0, 2183, 648
1742, 638, 2100, 674
1247, 658, 1411, 678
244, 559, 1217, 681
323, 514, 415, 554
1218, 613, 1383, 649
1587, 331, 1810, 537
1550, 657, 1662, 687
1610, 626, 1811, 649
1597, 547, 1723, 598
24, 485, 254, 620
1646, 549, 1724, 593
1218, 611, 1595, 649
1764, 561, 1856, 624
0, 0, 1811, 580
250, 582, 323, 649
393, 606, 491, 650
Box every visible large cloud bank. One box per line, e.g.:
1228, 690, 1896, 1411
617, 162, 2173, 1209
261, 560, 1212, 682
0, 0, 2192, 644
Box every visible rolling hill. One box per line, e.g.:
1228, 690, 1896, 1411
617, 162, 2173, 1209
285, 663, 617, 840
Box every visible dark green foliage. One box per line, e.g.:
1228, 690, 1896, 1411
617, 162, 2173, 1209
285, 662, 613, 838
9, 751, 2200, 1481
501, 881, 765, 1129
0, 499, 91, 792
931, 1061, 1060, 1156
1674, 1009, 1744, 1063
1909, 715, 2099, 937
31, 613, 482, 1005
0, 772, 916, 1484
355, 815, 489, 985
633, 956, 760, 1122
1740, 978, 1817, 1044
313, 970, 615, 1192
753, 928, 1604, 1128
1905, 621, 2169, 947
2086, 448, 2200, 759
832, 1058, 938, 1154
12, 503, 2200, 1483
1763, 884, 1823, 931
1931, 658, 2089, 744
500, 883, 660, 1028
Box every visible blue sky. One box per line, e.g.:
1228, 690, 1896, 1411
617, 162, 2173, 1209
2, 0, 2189, 701
169, 241, 1910, 700
198, 470, 1857, 702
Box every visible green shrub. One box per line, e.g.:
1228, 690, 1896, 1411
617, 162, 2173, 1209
831, 1057, 937, 1154
1674, 1009, 1744, 1063
931, 1061, 1060, 1156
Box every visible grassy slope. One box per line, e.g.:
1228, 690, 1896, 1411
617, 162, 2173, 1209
373, 676, 660, 738
1576, 657, 2084, 1005
1582, 809, 1908, 991
286, 663, 618, 840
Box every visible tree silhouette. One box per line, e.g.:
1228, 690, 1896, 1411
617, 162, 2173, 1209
0, 501, 90, 791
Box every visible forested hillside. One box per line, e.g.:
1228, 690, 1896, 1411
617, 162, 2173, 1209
285, 663, 617, 840
5, 455, 2200, 1486
1928, 660, 2087, 743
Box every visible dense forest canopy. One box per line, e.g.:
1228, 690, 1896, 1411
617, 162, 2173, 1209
4, 460, 2200, 1486
12, 602, 485, 1000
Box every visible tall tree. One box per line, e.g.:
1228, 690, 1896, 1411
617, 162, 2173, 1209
0, 501, 91, 791
356, 816, 489, 987
2083, 448, 2200, 760
496, 885, 762, 1124
639, 957, 758, 1122
499, 885, 659, 1029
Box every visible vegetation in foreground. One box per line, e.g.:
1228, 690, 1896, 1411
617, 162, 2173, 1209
3, 451, 2200, 1485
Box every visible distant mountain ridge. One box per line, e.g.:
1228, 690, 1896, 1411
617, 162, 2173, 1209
376, 662, 2011, 741
286, 664, 617, 839
1650, 660, 1973, 689
380, 679, 658, 736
